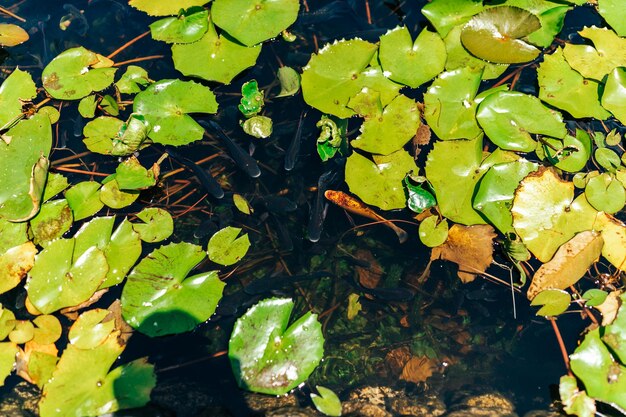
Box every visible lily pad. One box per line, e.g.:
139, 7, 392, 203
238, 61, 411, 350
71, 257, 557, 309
419, 216, 449, 248
132, 208, 173, 243
276, 66, 300, 97
239, 80, 264, 118
0, 24, 29, 47
122, 242, 225, 337
67, 309, 115, 350
596, 214, 626, 271
538, 47, 610, 120
511, 168, 599, 262
0, 69, 37, 130
423, 67, 483, 140
461, 6, 542, 64
172, 19, 261, 85
531, 289, 571, 317
506, 0, 570, 47
116, 66, 151, 94
207, 226, 250, 266
27, 238, 108, 314
443, 25, 508, 80
598, 0, 626, 37
0, 242, 37, 295
601, 67, 626, 124
229, 297, 324, 395
425, 136, 486, 225
476, 90, 566, 152
563, 26, 626, 81
42, 47, 116, 100
0, 342, 18, 387
351, 94, 420, 155
29, 199, 73, 246
99, 179, 139, 209
134, 79, 217, 145
32, 315, 62, 345
129, 0, 208, 16
311, 386, 342, 417
211, 0, 299, 46
150, 7, 209, 44
421, 0, 485, 38
543, 129, 592, 173
585, 173, 626, 214
65, 181, 104, 221
115, 156, 157, 190
345, 149, 417, 211
378, 26, 446, 88
0, 113, 52, 222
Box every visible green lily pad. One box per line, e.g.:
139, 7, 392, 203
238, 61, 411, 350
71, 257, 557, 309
405, 178, 436, 214
129, 0, 208, 16
421, 0, 485, 38
598, 0, 626, 36
511, 168, 599, 262
543, 129, 592, 173
65, 181, 104, 221
0, 69, 37, 130
229, 297, 324, 395
132, 208, 173, 243
311, 386, 342, 417
585, 173, 626, 214
0, 219, 27, 253
419, 216, 449, 248
42, 173, 68, 202
601, 67, 626, 124
302, 39, 378, 118
505, 0, 570, 48
531, 289, 571, 317
239, 80, 264, 118
0, 342, 17, 387
0, 24, 29, 47
100, 95, 119, 116
68, 309, 115, 349
378, 26, 446, 88
538, 47, 610, 120
133, 79, 218, 145
211, 0, 299, 46
233, 194, 252, 215
83, 114, 151, 156
78, 95, 97, 119
42, 47, 116, 100
0, 307, 15, 340
116, 66, 151, 95
29, 199, 73, 246
99, 179, 139, 209
351, 94, 420, 155
476, 90, 566, 152
27, 238, 108, 314
37, 106, 60, 125
276, 66, 300, 97
345, 149, 417, 211
172, 19, 262, 85
122, 242, 225, 337
473, 159, 538, 234
425, 136, 486, 225
207, 226, 250, 266
39, 310, 155, 417
115, 156, 157, 190
570, 328, 626, 410
583, 289, 608, 307
242, 116, 273, 139
461, 6, 542, 64
150, 7, 209, 44
423, 67, 483, 140
443, 25, 508, 80
0, 113, 52, 222
28, 351, 58, 389
563, 26, 626, 81
595, 148, 621, 172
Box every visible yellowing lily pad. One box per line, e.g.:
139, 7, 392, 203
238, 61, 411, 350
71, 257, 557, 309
596, 214, 626, 271
461, 6, 542, 64
0, 24, 29, 47
0, 242, 36, 295
563, 26, 626, 81
129, 0, 208, 16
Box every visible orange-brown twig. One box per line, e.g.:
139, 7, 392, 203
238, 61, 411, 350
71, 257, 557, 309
113, 55, 164, 67
107, 30, 150, 59
52, 166, 110, 177
0, 6, 25, 22
549, 317, 573, 377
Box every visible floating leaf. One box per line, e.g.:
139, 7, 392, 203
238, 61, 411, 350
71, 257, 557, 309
406, 179, 436, 214
27, 238, 108, 314
239, 80, 264, 117
443, 25, 508, 80
172, 18, 261, 85
421, 0, 485, 38
122, 242, 225, 337
211, 0, 299, 46
476, 90, 566, 152
0, 23, 29, 47
65, 181, 103, 221
0, 113, 52, 222
207, 226, 250, 266
150, 7, 208, 44
423, 67, 483, 140
68, 309, 114, 350
595, 148, 621, 173
379, 26, 446, 88
598, 0, 626, 36
596, 214, 626, 271
563, 26, 626, 81
512, 168, 599, 262
461, 6, 542, 64
351, 94, 420, 155
531, 289, 571, 317
99, 179, 139, 209
311, 386, 342, 417
419, 216, 449, 248
32, 315, 62, 345
346, 149, 417, 211
78, 95, 97, 119
506, 0, 570, 47
585, 173, 625, 214
543, 129, 592, 173
42, 47, 116, 100
0, 242, 37, 295
425, 136, 486, 225
538, 47, 610, 120
29, 199, 73, 246
229, 297, 324, 395
115, 156, 157, 190
0, 69, 37, 129
527, 231, 603, 300
559, 375, 596, 417
601, 67, 626, 124
0, 342, 18, 387
134, 79, 218, 145
583, 289, 608, 308
129, 0, 208, 16
116, 65, 151, 94
242, 115, 273, 139
8, 320, 33, 344
276, 66, 300, 97
132, 208, 173, 243
602, 293, 626, 363
233, 194, 252, 215
316, 115, 347, 162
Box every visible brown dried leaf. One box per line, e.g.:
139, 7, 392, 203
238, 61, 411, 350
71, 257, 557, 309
597, 290, 622, 326
16, 340, 58, 384
385, 346, 412, 377
401, 356, 436, 383
60, 288, 109, 319
355, 249, 384, 289
527, 231, 603, 300
431, 224, 496, 283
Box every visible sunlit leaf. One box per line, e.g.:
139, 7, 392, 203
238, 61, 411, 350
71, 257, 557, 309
601, 67, 626, 124
239, 80, 264, 118
543, 129, 592, 173
598, 0, 626, 36
114, 156, 157, 190
233, 194, 252, 215
443, 25, 508, 80
32, 315, 62, 345
0, 69, 37, 129
531, 289, 571, 317
583, 289, 608, 307
116, 65, 151, 95
596, 214, 626, 271
67, 309, 114, 349
129, 0, 208, 16
229, 297, 324, 395
99, 179, 139, 209
8, 320, 33, 344
132, 208, 173, 243
0, 23, 28, 47
0, 242, 36, 295
585, 173, 626, 214
150, 7, 208, 44
29, 199, 73, 246
65, 181, 103, 221
418, 216, 449, 248
207, 226, 250, 266
559, 375, 596, 417
563, 26, 626, 81
0, 342, 18, 387
421, 0, 484, 38
311, 386, 342, 417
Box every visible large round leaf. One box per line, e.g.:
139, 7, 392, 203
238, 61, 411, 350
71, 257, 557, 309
211, 0, 299, 46
476, 90, 566, 152
229, 298, 324, 395
129, 0, 208, 16
42, 47, 116, 100
378, 26, 446, 88
421, 0, 485, 38
172, 19, 261, 85
503, 0, 571, 47
122, 242, 225, 337
601, 67, 626, 124
443, 25, 508, 80
345, 149, 417, 211
461, 6, 542, 64
598, 0, 626, 37
133, 79, 218, 145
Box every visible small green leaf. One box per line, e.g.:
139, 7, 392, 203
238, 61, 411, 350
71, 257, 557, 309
207, 227, 250, 266
311, 386, 342, 417
239, 80, 264, 117
65, 181, 104, 221
115, 156, 157, 190
0, 69, 37, 129
405, 179, 436, 214
585, 173, 626, 214
150, 7, 209, 44
242, 115, 273, 139
78, 95, 98, 119
99, 179, 139, 209
602, 67, 626, 125
419, 216, 449, 248
531, 289, 571, 317
116, 66, 151, 94
276, 66, 300, 97
32, 314, 62, 345
233, 194, 252, 215
582, 289, 608, 307
132, 208, 174, 243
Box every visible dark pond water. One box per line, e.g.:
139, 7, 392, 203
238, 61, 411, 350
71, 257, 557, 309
0, 0, 607, 416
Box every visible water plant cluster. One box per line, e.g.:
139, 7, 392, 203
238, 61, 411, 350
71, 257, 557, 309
0, 0, 625, 415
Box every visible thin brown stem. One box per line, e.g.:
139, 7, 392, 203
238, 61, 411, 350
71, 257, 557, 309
0, 6, 25, 22
549, 317, 573, 377
52, 166, 110, 177
113, 55, 164, 67
107, 30, 151, 60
